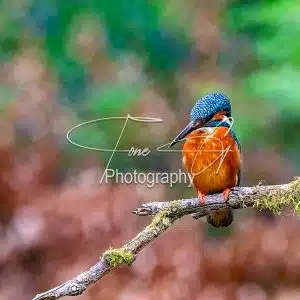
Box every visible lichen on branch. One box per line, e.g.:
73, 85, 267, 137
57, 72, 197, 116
103, 248, 134, 267
253, 177, 300, 215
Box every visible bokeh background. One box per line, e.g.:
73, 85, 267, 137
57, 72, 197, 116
1, 1, 300, 299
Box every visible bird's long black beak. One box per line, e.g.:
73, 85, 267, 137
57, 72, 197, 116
169, 120, 199, 147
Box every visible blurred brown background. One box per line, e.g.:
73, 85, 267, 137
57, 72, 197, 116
1, 0, 300, 299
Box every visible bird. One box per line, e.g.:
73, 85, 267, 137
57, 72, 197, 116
169, 93, 241, 227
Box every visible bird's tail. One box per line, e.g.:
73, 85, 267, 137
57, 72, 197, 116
206, 208, 233, 227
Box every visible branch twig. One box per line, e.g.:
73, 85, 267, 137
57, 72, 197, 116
33, 180, 299, 300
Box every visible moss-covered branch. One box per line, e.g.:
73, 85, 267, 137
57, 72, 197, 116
33, 178, 300, 300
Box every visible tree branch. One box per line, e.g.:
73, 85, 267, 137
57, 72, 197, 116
33, 179, 300, 300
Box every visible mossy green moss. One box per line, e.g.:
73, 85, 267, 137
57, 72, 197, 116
169, 200, 182, 211
253, 177, 300, 215
149, 200, 182, 229
150, 210, 171, 228
103, 248, 134, 267
289, 177, 300, 215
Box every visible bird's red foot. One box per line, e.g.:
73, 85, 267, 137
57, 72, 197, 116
223, 188, 231, 202
198, 191, 206, 205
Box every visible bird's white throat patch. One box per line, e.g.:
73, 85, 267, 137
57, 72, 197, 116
222, 116, 233, 126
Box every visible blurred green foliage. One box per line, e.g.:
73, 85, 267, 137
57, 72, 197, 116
1, 0, 300, 166
0, 0, 190, 164
228, 0, 300, 112
0, 0, 189, 99
226, 0, 300, 159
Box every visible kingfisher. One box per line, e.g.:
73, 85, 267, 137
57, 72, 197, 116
170, 93, 241, 227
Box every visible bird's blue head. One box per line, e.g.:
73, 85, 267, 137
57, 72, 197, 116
170, 93, 232, 146
190, 93, 231, 122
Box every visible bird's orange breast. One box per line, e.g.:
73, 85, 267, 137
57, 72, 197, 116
182, 126, 241, 195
